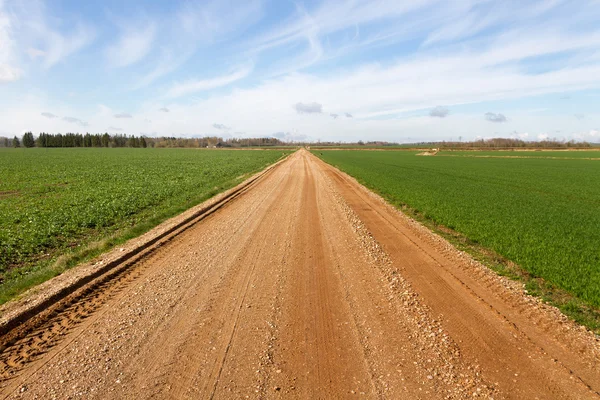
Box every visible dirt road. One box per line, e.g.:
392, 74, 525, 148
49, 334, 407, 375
1, 149, 599, 399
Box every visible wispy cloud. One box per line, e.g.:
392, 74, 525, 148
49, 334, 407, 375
42, 24, 94, 68
166, 64, 253, 98
41, 112, 58, 118
132, 0, 263, 89
330, 113, 338, 119
2, 1, 95, 71
108, 126, 123, 131
105, 23, 156, 68
159, 107, 169, 112
26, 48, 45, 59
0, 2, 20, 82
63, 116, 88, 126
114, 112, 133, 118
0, 64, 20, 82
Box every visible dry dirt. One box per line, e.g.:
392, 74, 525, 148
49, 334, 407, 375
0, 149, 599, 399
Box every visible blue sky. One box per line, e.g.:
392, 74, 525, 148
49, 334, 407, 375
1, 0, 599, 142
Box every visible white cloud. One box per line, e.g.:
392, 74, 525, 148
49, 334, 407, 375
41, 112, 58, 118
0, 2, 20, 82
0, 64, 20, 82
537, 133, 549, 140
105, 23, 156, 68
166, 64, 253, 98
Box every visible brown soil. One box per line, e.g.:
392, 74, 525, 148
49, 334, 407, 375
0, 149, 598, 399
0, 191, 20, 199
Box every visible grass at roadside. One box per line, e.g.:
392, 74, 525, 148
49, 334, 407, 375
0, 148, 290, 304
314, 149, 600, 332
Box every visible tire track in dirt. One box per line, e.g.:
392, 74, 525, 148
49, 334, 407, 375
0, 149, 598, 399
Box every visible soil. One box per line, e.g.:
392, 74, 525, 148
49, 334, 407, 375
0, 149, 598, 399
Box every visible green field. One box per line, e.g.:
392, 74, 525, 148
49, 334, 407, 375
0, 148, 288, 302
438, 150, 600, 159
315, 150, 600, 319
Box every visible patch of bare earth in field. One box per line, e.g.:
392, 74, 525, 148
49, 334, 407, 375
0, 149, 598, 399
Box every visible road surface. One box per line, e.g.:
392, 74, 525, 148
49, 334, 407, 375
1, 149, 598, 399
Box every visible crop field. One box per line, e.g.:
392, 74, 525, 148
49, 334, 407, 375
0, 148, 288, 302
437, 150, 600, 159
315, 150, 600, 310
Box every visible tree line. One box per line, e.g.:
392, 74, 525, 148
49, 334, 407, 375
2, 133, 594, 149
0, 132, 287, 149
425, 137, 594, 149
2, 132, 148, 148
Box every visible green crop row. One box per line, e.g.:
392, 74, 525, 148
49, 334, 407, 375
315, 150, 600, 312
0, 148, 288, 302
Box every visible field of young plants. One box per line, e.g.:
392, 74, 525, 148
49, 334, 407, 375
315, 150, 600, 310
0, 148, 288, 302
438, 150, 600, 159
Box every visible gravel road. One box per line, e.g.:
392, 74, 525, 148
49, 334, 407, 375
1, 149, 598, 399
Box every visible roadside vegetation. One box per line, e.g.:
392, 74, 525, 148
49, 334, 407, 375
0, 148, 289, 304
315, 149, 600, 331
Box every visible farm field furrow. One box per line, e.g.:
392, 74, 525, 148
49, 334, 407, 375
0, 148, 289, 302
314, 150, 600, 312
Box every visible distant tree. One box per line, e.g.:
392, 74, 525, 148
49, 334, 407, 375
22, 131, 35, 147
3, 137, 9, 147
12, 136, 20, 148
101, 133, 110, 147
36, 133, 46, 147
140, 136, 147, 148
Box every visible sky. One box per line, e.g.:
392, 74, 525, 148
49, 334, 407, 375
1, 0, 599, 143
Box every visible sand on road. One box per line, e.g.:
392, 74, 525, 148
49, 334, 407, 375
1, 149, 599, 399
